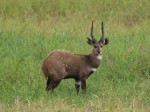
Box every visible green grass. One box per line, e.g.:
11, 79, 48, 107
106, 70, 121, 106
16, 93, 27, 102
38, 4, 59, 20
0, 0, 150, 111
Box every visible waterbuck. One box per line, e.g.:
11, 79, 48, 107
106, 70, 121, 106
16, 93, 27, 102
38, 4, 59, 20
42, 21, 109, 94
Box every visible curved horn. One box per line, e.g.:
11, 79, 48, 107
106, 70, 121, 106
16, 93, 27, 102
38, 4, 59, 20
91, 21, 94, 39
99, 22, 105, 42
90, 21, 96, 42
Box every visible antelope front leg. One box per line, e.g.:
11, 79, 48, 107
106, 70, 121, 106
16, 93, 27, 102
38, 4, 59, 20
75, 80, 81, 94
81, 80, 86, 94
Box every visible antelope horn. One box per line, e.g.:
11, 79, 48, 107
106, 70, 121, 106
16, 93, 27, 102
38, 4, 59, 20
91, 21, 94, 39
99, 22, 105, 42
90, 21, 96, 42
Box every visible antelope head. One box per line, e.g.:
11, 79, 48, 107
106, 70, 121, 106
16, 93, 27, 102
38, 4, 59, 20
87, 21, 109, 58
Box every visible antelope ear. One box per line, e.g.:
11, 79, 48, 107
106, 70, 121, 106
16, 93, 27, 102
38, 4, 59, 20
87, 37, 95, 45
104, 38, 109, 45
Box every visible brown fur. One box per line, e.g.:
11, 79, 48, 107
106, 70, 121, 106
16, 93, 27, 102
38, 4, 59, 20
42, 50, 100, 80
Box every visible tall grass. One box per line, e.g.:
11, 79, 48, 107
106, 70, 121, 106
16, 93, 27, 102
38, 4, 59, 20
0, 0, 150, 111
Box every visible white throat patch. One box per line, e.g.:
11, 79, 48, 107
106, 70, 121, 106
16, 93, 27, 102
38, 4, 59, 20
97, 54, 102, 60
91, 68, 97, 72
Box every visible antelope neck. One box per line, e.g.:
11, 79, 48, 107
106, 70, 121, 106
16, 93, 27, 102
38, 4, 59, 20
87, 53, 102, 68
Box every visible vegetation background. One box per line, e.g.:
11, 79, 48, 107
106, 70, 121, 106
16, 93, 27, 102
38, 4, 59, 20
0, 0, 150, 111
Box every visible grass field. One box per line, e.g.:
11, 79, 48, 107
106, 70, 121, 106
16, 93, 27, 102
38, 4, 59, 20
0, 0, 150, 111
